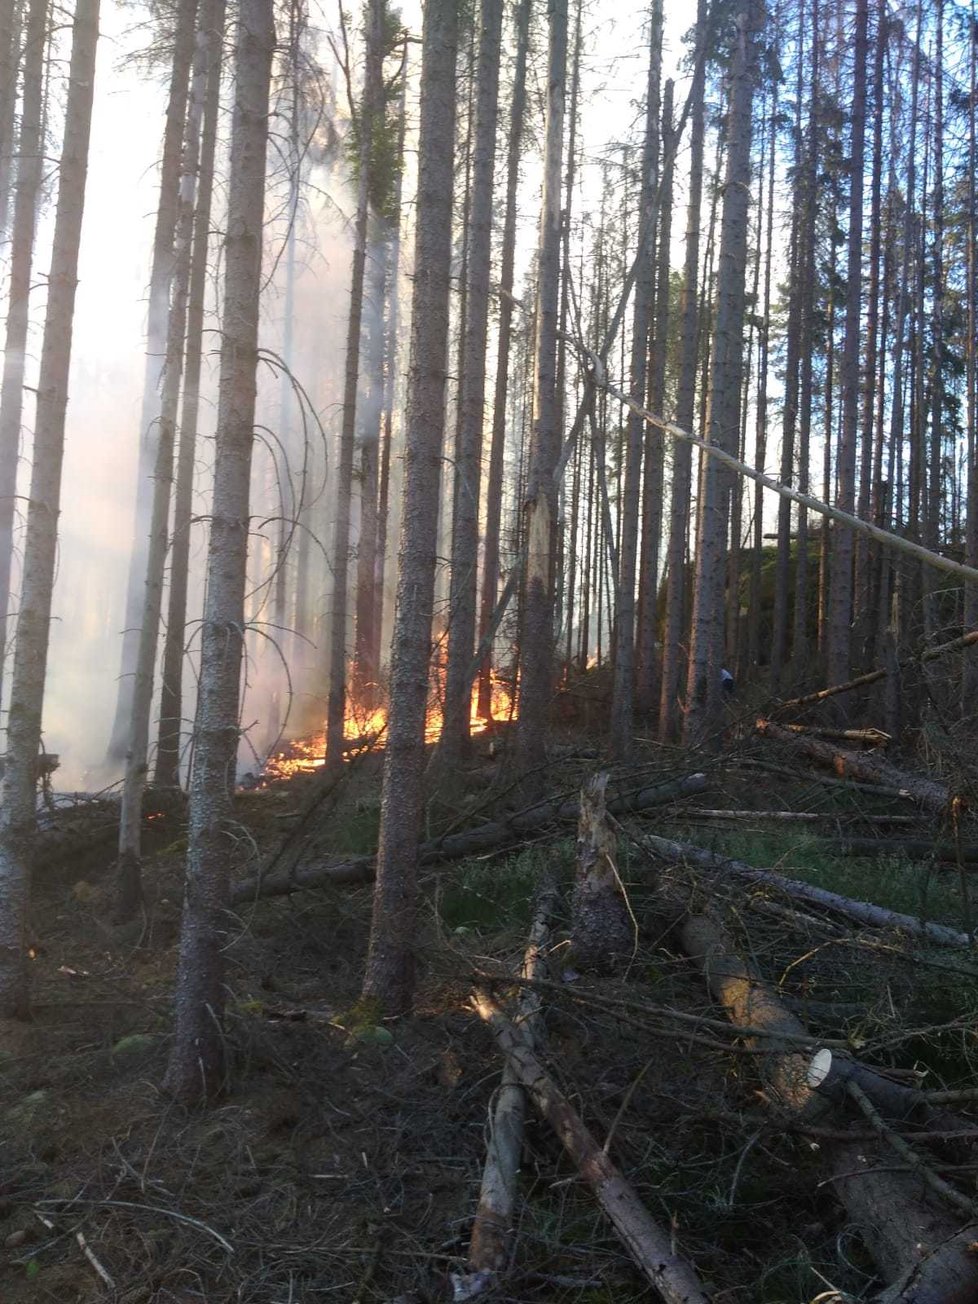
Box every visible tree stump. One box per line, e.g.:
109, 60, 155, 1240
570, 772, 632, 971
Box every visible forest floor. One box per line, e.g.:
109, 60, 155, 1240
3, 691, 978, 1302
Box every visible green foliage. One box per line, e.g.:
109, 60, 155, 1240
344, 1, 406, 223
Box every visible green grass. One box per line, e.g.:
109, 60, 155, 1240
437, 845, 567, 935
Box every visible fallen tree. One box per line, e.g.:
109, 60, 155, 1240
232, 772, 709, 903
756, 719, 954, 814
456, 877, 558, 1297
471, 991, 711, 1303
669, 906, 978, 1301
642, 831, 974, 949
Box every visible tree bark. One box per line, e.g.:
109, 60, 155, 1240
0, 0, 100, 1018
825, 0, 868, 686
116, 0, 219, 919
683, 0, 762, 745
609, 0, 661, 760
476, 0, 530, 721
0, 0, 47, 711
360, 0, 458, 1016
154, 0, 225, 788
107, 0, 199, 764
441, 0, 503, 766
515, 0, 568, 786
659, 0, 705, 742
163, 0, 274, 1102
325, 0, 385, 767
570, 772, 632, 970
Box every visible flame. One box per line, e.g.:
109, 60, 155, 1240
261, 666, 515, 783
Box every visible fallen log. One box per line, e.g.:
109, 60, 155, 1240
682, 808, 917, 827
642, 832, 974, 949
471, 992, 711, 1304
756, 720, 953, 814
459, 877, 558, 1296
232, 772, 709, 903
776, 724, 892, 747
669, 905, 978, 1301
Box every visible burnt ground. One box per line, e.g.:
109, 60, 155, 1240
3, 723, 978, 1303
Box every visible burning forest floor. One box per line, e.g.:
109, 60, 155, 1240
4, 705, 978, 1302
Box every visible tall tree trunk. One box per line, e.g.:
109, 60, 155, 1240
163, 0, 274, 1103
659, 0, 706, 742
0, 0, 99, 1018
325, 0, 385, 766
609, 0, 661, 760
770, 7, 805, 688
116, 0, 219, 919
360, 0, 458, 1017
636, 74, 674, 722
107, 0, 199, 764
154, 0, 225, 788
826, 0, 868, 686
516, 0, 568, 783
476, 0, 530, 720
441, 0, 503, 766
963, 0, 978, 707
0, 0, 23, 241
682, 0, 763, 745
0, 0, 47, 712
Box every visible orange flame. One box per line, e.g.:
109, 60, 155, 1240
262, 667, 515, 783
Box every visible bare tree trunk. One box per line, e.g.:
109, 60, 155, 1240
325, 0, 385, 767
826, 0, 868, 686
659, 0, 705, 742
0, 0, 47, 711
162, 0, 274, 1102
360, 0, 458, 1017
154, 0, 225, 789
0, 0, 100, 1018
964, 1, 978, 709
116, 0, 218, 920
0, 0, 23, 241
516, 0, 568, 784
683, 0, 763, 745
477, 0, 530, 721
441, 0, 503, 766
609, 0, 660, 760
636, 76, 674, 716
107, 0, 199, 764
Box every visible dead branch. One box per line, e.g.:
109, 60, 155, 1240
772, 629, 978, 718
571, 773, 634, 970
470, 992, 711, 1304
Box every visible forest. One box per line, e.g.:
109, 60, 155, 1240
3, 0, 978, 1297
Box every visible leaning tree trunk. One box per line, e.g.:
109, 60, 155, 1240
515, 0, 568, 786
440, 0, 503, 768
360, 0, 458, 1017
163, 0, 274, 1103
154, 0, 225, 789
107, 0, 199, 764
0, 0, 47, 712
0, 0, 100, 1019
683, 0, 762, 746
116, 0, 218, 920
